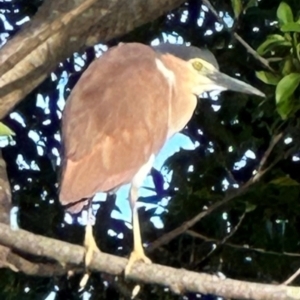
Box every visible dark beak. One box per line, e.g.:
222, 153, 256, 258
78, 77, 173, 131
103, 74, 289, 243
207, 70, 265, 97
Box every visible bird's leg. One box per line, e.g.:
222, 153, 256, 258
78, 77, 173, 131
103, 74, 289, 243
80, 201, 101, 288
84, 223, 99, 266
125, 185, 151, 275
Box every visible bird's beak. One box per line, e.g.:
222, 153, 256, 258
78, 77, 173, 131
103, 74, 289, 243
207, 70, 265, 97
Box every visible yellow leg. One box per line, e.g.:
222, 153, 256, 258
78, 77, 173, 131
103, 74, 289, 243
84, 222, 100, 267
80, 204, 101, 288
125, 186, 151, 275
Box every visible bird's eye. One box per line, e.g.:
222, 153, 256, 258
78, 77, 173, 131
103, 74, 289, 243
192, 60, 203, 71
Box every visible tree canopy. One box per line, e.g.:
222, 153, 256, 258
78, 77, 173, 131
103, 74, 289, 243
1, 0, 300, 299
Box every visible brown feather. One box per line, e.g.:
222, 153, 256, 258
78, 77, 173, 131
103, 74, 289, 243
60, 43, 173, 208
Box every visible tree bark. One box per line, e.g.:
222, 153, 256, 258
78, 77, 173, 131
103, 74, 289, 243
0, 150, 12, 269
0, 0, 185, 119
0, 223, 299, 300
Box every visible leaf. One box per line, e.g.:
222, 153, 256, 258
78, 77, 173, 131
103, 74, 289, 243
151, 168, 165, 195
270, 177, 300, 186
257, 34, 291, 55
295, 42, 300, 63
281, 57, 294, 75
0, 122, 15, 136
255, 71, 281, 85
296, 49, 300, 68
275, 73, 300, 119
245, 202, 257, 213
276, 73, 300, 104
244, 0, 258, 12
281, 22, 300, 32
277, 2, 294, 25
231, 0, 242, 19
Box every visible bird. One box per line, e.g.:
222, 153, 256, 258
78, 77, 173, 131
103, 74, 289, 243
59, 42, 264, 274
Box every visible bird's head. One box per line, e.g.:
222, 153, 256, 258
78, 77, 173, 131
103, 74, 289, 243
188, 57, 265, 97
153, 43, 265, 97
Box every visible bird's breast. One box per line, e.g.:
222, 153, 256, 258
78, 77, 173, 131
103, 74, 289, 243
167, 92, 198, 139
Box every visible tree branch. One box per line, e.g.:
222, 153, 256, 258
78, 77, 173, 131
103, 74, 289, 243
6, 251, 82, 276
255, 132, 283, 177
0, 0, 185, 119
186, 230, 300, 258
0, 223, 299, 300
148, 132, 283, 253
283, 268, 300, 286
191, 212, 246, 266
147, 182, 251, 253
201, 0, 274, 72
0, 150, 67, 276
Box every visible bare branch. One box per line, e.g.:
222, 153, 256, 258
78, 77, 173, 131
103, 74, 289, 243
148, 133, 282, 253
187, 230, 300, 258
192, 212, 246, 265
147, 182, 251, 253
0, 223, 299, 300
201, 0, 274, 72
282, 268, 300, 286
6, 251, 82, 276
255, 132, 283, 177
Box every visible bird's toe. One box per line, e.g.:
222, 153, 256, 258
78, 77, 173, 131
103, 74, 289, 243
125, 250, 151, 275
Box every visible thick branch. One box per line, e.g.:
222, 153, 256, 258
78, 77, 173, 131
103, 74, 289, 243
0, 223, 299, 300
0, 0, 185, 119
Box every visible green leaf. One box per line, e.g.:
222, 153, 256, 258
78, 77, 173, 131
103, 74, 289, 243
257, 34, 291, 55
281, 22, 300, 32
244, 0, 258, 12
0, 122, 15, 137
255, 71, 281, 85
276, 73, 300, 104
245, 202, 257, 213
277, 2, 294, 25
270, 177, 300, 186
262, 34, 286, 42
231, 0, 242, 19
281, 57, 294, 75
277, 97, 294, 119
276, 73, 300, 119
297, 44, 300, 62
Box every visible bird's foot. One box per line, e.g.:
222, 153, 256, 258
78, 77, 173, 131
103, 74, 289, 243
125, 249, 151, 275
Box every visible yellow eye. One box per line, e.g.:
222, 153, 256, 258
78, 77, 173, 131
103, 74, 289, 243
192, 60, 203, 71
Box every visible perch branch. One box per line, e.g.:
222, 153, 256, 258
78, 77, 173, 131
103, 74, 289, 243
0, 223, 299, 300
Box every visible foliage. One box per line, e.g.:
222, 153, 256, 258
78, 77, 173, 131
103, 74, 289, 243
256, 1, 300, 119
2, 0, 300, 299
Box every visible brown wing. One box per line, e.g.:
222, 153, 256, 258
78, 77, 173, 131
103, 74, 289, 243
59, 43, 170, 208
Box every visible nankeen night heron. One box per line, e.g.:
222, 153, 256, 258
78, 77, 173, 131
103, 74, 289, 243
59, 42, 264, 273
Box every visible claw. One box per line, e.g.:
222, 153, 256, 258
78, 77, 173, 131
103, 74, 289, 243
125, 249, 151, 275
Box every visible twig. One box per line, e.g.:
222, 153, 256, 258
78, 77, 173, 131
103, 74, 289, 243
221, 211, 245, 242
147, 183, 251, 253
233, 33, 274, 72
191, 212, 246, 265
256, 132, 283, 175
201, 0, 274, 72
148, 133, 283, 253
282, 268, 300, 285
187, 230, 300, 258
